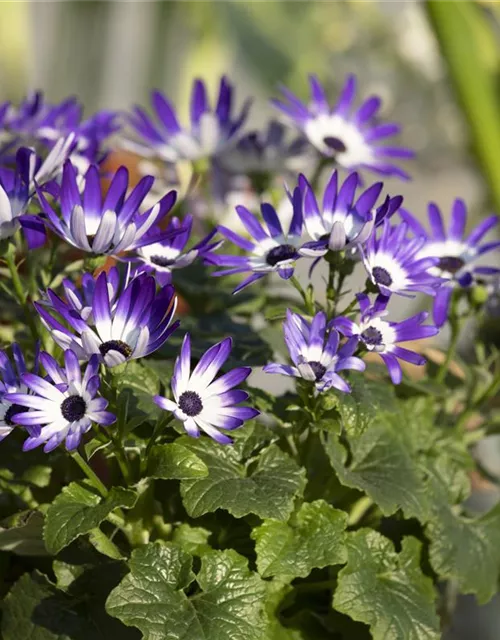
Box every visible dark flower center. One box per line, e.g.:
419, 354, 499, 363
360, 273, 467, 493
150, 255, 177, 268
266, 244, 299, 267
61, 395, 87, 422
99, 340, 132, 359
323, 136, 347, 153
308, 361, 326, 381
437, 256, 465, 274
361, 326, 383, 346
372, 266, 393, 287
4, 403, 26, 426
178, 390, 203, 417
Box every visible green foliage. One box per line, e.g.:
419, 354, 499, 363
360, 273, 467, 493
334, 531, 440, 640
106, 543, 267, 640
252, 500, 347, 581
44, 481, 137, 555
179, 436, 306, 520
148, 442, 208, 479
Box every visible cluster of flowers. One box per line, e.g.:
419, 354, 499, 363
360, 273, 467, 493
0, 74, 498, 453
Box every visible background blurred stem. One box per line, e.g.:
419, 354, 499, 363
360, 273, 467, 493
426, 1, 500, 211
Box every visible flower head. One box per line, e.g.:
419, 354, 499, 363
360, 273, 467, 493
206, 187, 304, 292
0, 343, 39, 442
400, 200, 500, 326
272, 74, 414, 179
154, 334, 259, 444
264, 310, 365, 392
5, 350, 115, 452
37, 161, 178, 256
133, 215, 222, 286
361, 220, 441, 298
333, 294, 439, 384
35, 271, 179, 367
217, 120, 308, 175
0, 92, 119, 171
299, 169, 402, 256
127, 76, 251, 162
0, 147, 46, 248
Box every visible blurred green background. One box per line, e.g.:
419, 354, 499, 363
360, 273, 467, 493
2, 0, 500, 221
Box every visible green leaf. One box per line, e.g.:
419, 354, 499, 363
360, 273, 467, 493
179, 437, 305, 520
52, 558, 139, 639
324, 427, 428, 520
44, 481, 137, 555
106, 543, 267, 640
148, 442, 208, 479
334, 530, 440, 640
0, 510, 47, 556
1, 571, 95, 639
171, 524, 212, 556
252, 500, 347, 581
115, 361, 162, 425
426, 468, 500, 604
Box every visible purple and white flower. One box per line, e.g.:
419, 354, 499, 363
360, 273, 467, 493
133, 215, 222, 286
361, 220, 441, 298
5, 350, 115, 452
333, 294, 439, 384
272, 74, 414, 179
127, 76, 251, 162
0, 343, 39, 442
0, 147, 46, 247
35, 271, 179, 367
217, 120, 309, 175
400, 200, 500, 326
36, 161, 178, 256
154, 334, 259, 444
298, 169, 403, 256
206, 187, 304, 293
263, 309, 365, 393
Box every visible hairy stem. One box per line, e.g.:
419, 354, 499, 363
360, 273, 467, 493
71, 451, 108, 498
5, 244, 39, 343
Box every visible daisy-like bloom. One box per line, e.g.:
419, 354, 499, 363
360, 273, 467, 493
400, 200, 500, 326
0, 92, 119, 171
333, 294, 439, 384
37, 267, 122, 324
272, 74, 414, 179
127, 76, 251, 162
0, 343, 39, 442
5, 350, 115, 452
263, 310, 365, 393
153, 334, 259, 444
35, 271, 179, 367
361, 219, 442, 298
36, 161, 178, 256
206, 186, 304, 293
0, 147, 46, 248
298, 169, 403, 257
133, 214, 222, 286
217, 120, 309, 175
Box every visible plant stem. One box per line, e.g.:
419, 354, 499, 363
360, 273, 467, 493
142, 415, 174, 474
5, 244, 39, 342
290, 275, 314, 315
348, 496, 374, 526
71, 451, 108, 498
112, 437, 132, 485
436, 308, 462, 384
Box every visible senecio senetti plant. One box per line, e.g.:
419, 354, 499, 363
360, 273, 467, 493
1, 78, 500, 640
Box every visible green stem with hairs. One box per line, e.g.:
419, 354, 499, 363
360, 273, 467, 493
5, 243, 39, 342
71, 451, 108, 498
